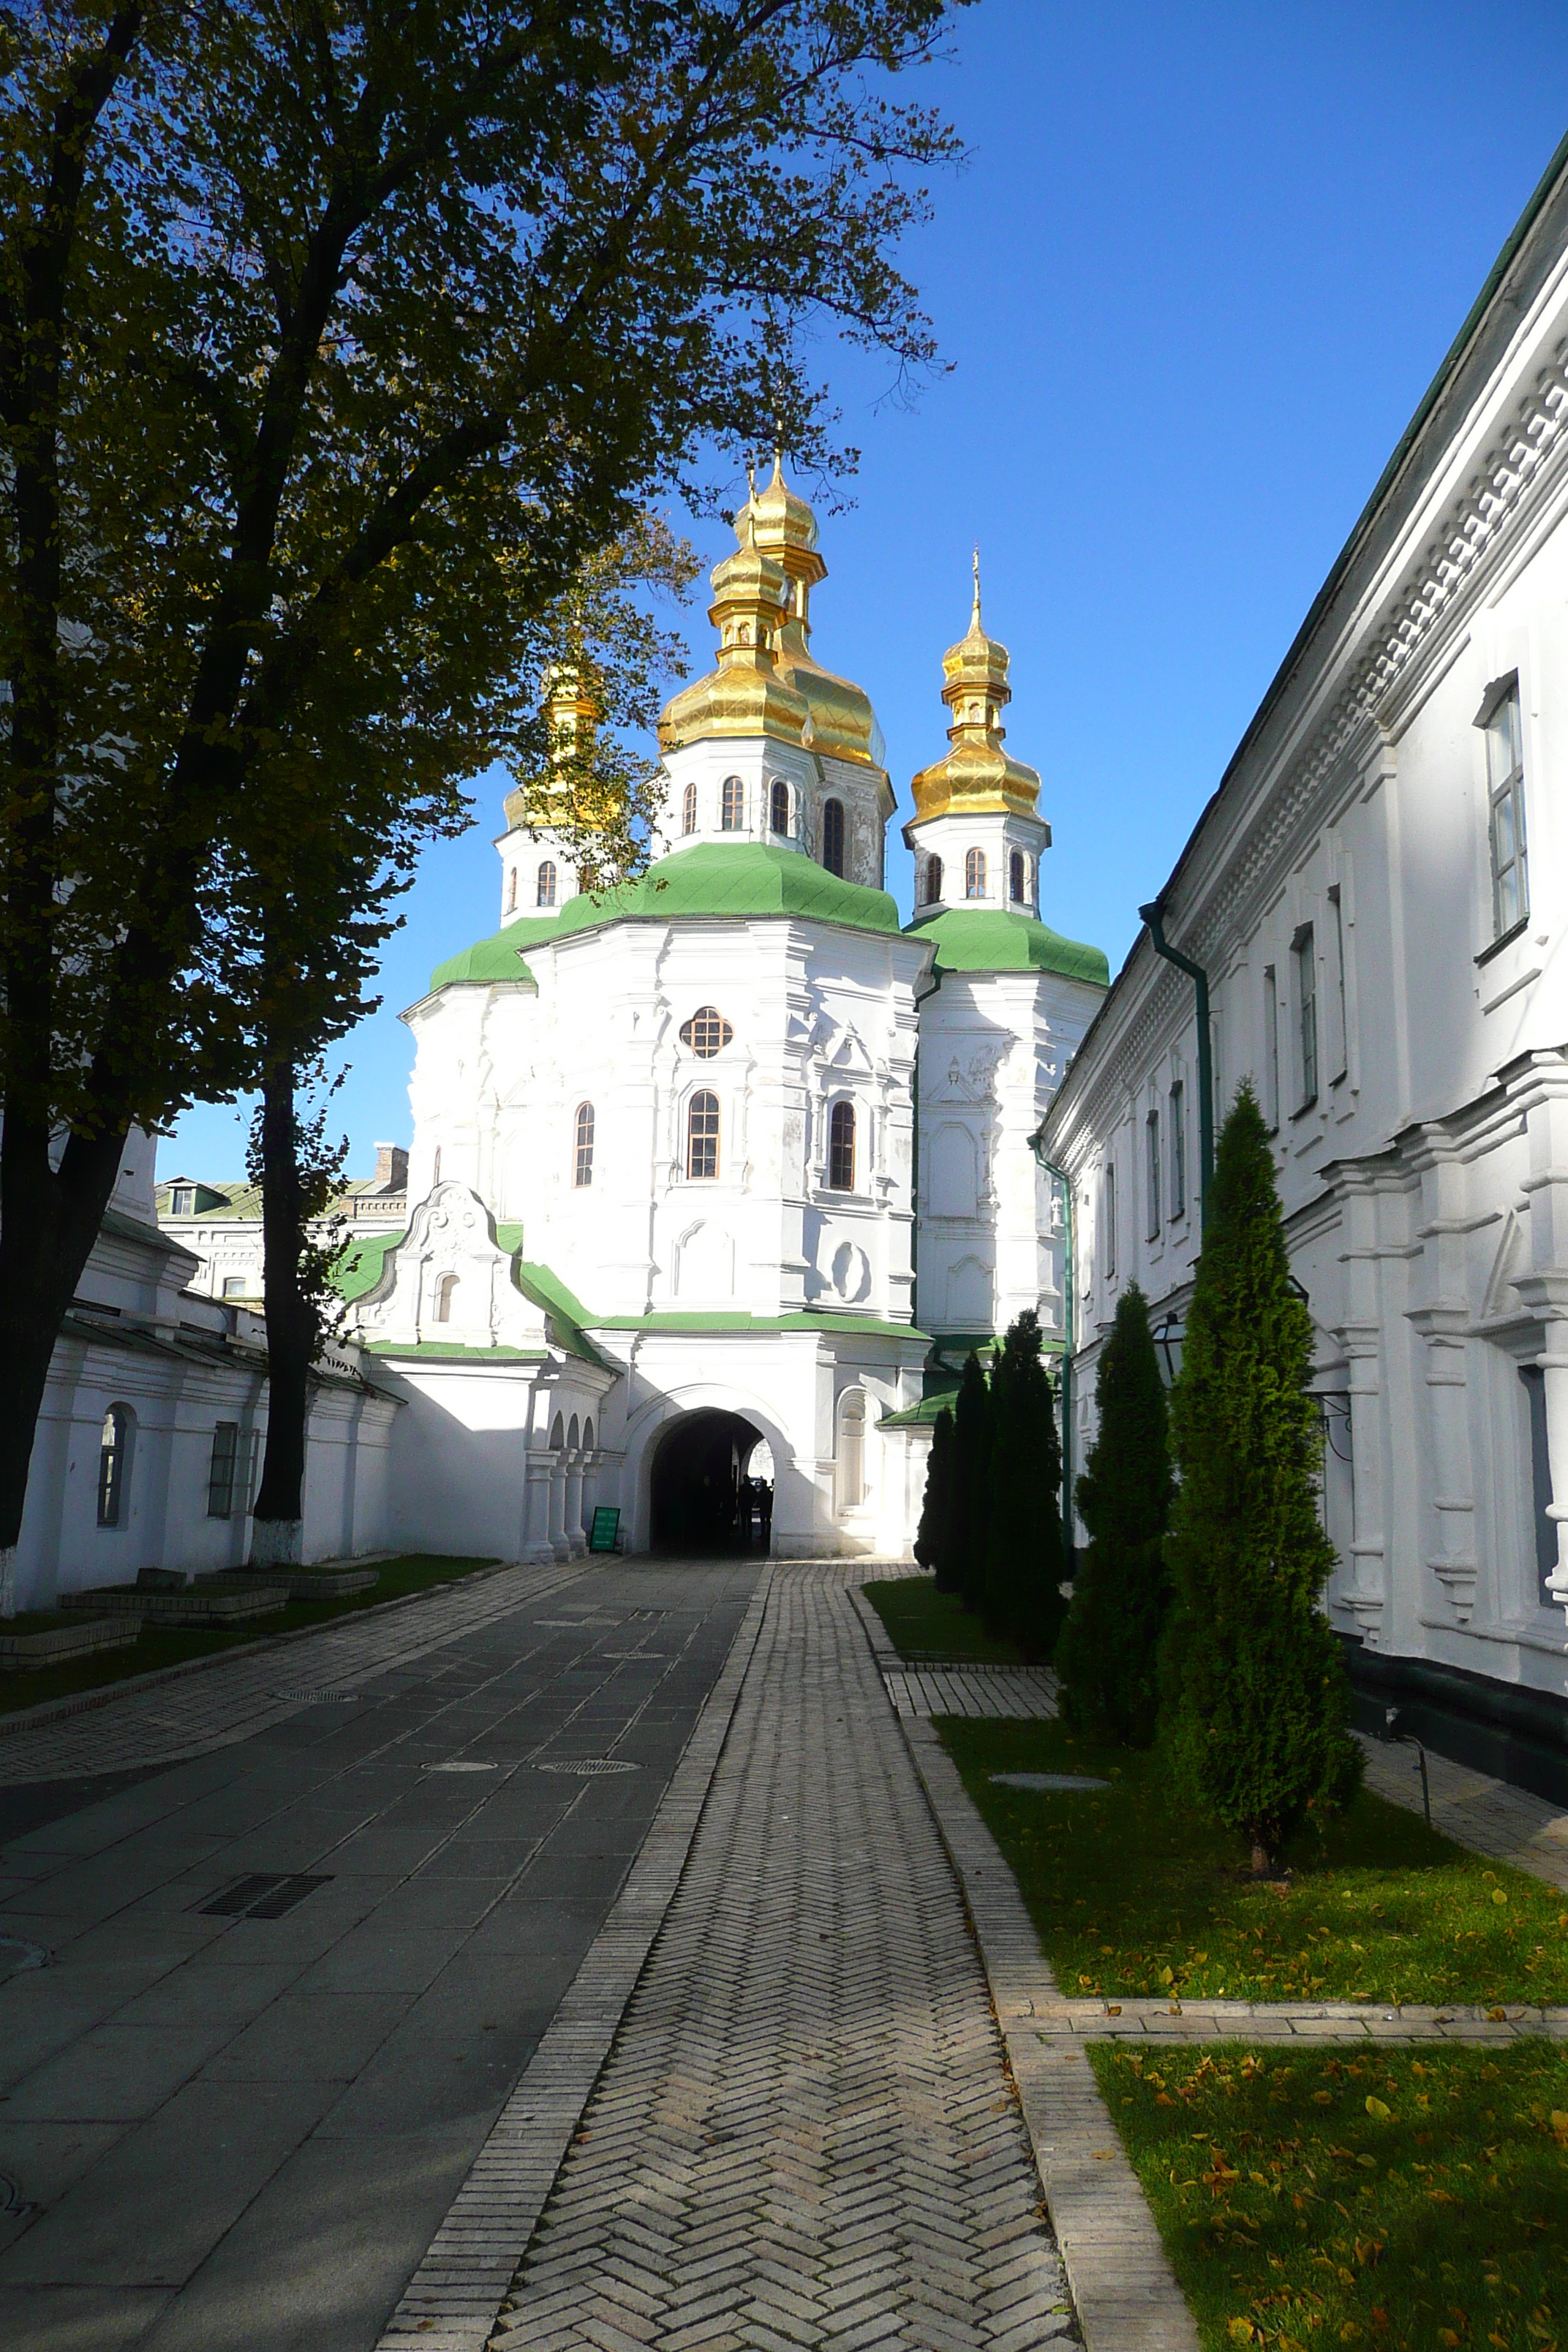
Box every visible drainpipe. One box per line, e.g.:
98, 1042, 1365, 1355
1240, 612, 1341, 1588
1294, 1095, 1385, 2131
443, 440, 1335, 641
911, 957, 945, 1334
1139, 900, 1213, 1232
1028, 1127, 1075, 1578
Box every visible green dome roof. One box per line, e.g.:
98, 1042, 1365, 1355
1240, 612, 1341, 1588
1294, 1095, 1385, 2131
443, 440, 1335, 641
905, 905, 1109, 987
431, 843, 904, 990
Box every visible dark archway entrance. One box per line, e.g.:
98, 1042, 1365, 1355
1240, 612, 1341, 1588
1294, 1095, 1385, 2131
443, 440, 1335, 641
649, 1409, 772, 1556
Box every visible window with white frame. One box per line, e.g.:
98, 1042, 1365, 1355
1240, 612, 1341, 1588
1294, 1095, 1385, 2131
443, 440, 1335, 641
1145, 1107, 1161, 1239
1484, 681, 1528, 938
1263, 965, 1280, 1130
573, 1101, 595, 1188
506, 868, 517, 913
924, 853, 943, 904
97, 1405, 132, 1528
1329, 886, 1349, 1082
682, 780, 697, 835
721, 775, 744, 831
965, 848, 986, 900
1294, 926, 1318, 1107
1169, 1081, 1186, 1220
536, 859, 557, 908
828, 1100, 856, 1191
1009, 849, 1026, 903
170, 1186, 194, 1215
208, 1422, 241, 1518
679, 1006, 733, 1058
769, 778, 789, 835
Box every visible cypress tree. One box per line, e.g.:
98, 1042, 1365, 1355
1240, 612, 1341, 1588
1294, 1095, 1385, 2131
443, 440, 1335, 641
913, 1404, 957, 1590
1161, 1082, 1361, 1874
1055, 1284, 1172, 1744
983, 1310, 1066, 1657
951, 1349, 992, 1618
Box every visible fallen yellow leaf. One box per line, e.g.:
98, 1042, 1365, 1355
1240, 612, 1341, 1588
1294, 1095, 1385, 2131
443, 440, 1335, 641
1365, 2095, 1391, 2122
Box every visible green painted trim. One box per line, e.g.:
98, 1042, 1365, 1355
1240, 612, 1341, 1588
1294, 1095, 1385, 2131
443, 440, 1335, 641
431, 843, 908, 992
366, 1341, 549, 1362
512, 1258, 611, 1369
905, 906, 1110, 987
335, 1230, 406, 1303
879, 1393, 957, 1428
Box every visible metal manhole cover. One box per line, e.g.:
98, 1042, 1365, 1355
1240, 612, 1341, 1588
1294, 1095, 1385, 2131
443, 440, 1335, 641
0, 1935, 48, 1977
535, 1758, 640, 1776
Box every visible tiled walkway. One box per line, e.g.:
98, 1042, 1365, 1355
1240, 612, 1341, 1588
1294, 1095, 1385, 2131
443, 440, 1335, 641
881, 1664, 1058, 1721
475, 1569, 1080, 2352
1360, 1733, 1568, 1893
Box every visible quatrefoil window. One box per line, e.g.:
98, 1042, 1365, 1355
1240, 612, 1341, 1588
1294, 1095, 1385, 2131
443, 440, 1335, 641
680, 1006, 734, 1059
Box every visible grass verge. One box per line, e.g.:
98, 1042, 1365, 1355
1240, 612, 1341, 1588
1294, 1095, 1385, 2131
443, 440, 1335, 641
0, 1555, 502, 1716
938, 1716, 1568, 2007
1092, 2039, 1568, 2351
862, 1572, 1025, 1665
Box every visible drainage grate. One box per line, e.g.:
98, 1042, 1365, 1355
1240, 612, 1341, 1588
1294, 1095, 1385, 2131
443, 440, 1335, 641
271, 1689, 361, 1702
197, 1872, 333, 1919
535, 1757, 640, 1776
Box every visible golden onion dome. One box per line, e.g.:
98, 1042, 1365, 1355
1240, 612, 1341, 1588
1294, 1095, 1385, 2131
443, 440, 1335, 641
657, 508, 810, 753
908, 557, 1041, 820
503, 661, 604, 833
659, 459, 882, 768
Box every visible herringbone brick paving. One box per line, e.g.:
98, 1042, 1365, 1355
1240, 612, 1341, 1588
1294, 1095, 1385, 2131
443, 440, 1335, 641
490, 1568, 1079, 2352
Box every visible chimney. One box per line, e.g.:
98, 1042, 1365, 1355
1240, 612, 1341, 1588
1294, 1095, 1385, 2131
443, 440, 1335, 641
373, 1142, 409, 1193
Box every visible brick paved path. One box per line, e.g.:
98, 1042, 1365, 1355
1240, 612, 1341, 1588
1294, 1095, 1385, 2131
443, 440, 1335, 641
489, 1567, 1079, 2352
881, 1665, 1058, 1722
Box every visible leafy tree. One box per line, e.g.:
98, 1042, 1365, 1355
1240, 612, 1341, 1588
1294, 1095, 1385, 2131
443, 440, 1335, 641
913, 1400, 955, 1590
1161, 1084, 1360, 1874
951, 1348, 990, 1618
982, 1309, 1065, 1658
1055, 1283, 1172, 1744
0, 1, 965, 1603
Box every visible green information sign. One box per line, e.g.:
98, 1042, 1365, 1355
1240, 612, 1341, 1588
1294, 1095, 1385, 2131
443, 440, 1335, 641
588, 1506, 621, 1554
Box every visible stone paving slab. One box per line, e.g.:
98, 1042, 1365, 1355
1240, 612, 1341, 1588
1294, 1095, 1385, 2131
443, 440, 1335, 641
881, 1666, 1058, 1721
1027, 1997, 1568, 2044
449, 1567, 1081, 2352
1359, 1733, 1568, 1892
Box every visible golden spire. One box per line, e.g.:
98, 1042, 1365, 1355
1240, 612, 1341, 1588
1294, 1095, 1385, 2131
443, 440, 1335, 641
908, 562, 1041, 821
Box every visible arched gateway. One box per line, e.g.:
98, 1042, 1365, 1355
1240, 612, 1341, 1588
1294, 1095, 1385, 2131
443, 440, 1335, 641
649, 1408, 771, 1556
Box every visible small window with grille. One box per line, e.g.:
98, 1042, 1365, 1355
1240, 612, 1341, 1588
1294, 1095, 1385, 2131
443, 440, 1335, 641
828, 1101, 856, 1191
573, 1102, 595, 1187
679, 1006, 734, 1058
721, 776, 745, 831
687, 1090, 720, 1179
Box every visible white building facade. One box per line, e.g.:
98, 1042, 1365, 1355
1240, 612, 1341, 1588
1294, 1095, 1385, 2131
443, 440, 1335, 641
1041, 148, 1568, 1800
336, 467, 1107, 1560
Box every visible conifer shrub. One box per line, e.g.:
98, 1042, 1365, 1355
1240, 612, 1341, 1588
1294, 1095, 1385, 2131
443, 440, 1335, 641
1055, 1283, 1172, 1744
913, 1403, 957, 1590
982, 1310, 1066, 1657
1161, 1082, 1361, 1874
951, 1349, 992, 1618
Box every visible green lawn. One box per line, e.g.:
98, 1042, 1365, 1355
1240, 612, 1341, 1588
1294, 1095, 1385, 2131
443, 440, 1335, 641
938, 1716, 1568, 2008
862, 1573, 1025, 1665
1093, 2040, 1568, 2352
0, 1555, 501, 1715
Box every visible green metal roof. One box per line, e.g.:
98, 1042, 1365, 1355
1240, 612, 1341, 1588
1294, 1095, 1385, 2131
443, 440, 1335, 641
431, 843, 907, 992
366, 1341, 548, 1362
879, 1392, 957, 1428
905, 907, 1109, 987
336, 1230, 406, 1302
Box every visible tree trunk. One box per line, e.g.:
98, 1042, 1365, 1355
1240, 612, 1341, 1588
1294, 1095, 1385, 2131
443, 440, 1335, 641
250, 1060, 315, 1565
0, 1112, 129, 1610
1250, 1837, 1275, 1880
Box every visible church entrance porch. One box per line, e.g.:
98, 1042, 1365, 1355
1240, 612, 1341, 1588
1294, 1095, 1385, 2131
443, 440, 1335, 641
649, 1408, 773, 1556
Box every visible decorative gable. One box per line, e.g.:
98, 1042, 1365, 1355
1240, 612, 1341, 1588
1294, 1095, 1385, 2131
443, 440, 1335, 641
350, 1183, 550, 1352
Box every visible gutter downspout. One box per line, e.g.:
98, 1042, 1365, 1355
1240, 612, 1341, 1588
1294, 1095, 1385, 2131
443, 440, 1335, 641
1028, 1126, 1074, 1577
1139, 900, 1213, 1232
911, 955, 945, 1334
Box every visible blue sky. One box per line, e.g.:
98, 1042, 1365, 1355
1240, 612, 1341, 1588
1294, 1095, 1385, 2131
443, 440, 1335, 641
163, 0, 1568, 1179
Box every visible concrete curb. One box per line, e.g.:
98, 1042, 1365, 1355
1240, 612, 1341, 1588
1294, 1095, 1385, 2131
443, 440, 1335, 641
849, 1583, 1200, 2352
374, 1566, 776, 2352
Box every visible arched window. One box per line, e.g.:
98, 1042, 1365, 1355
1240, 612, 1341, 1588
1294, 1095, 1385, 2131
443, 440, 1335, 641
97, 1404, 132, 1528
506, 867, 518, 913
679, 1006, 733, 1058
828, 1100, 856, 1191
1009, 849, 1026, 903
550, 1412, 565, 1449
573, 1101, 595, 1188
721, 775, 744, 831
434, 1273, 459, 1324
836, 1388, 866, 1512
568, 1413, 580, 1450
924, 854, 943, 905
769, 778, 790, 835
536, 859, 557, 908
584, 1417, 595, 1452
682, 780, 698, 835
821, 796, 845, 877
965, 848, 987, 900
687, 1090, 720, 1180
